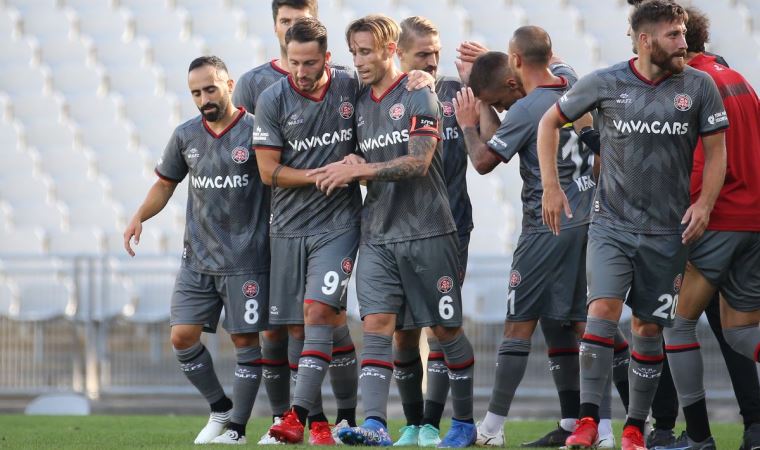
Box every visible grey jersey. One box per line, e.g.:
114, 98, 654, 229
233, 59, 289, 114
253, 67, 362, 237
356, 74, 456, 244
487, 63, 594, 234
557, 59, 728, 234
156, 108, 270, 275
437, 75, 473, 235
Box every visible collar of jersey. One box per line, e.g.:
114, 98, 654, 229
202, 106, 245, 139
628, 58, 673, 86
371, 73, 408, 103
270, 59, 290, 75
287, 65, 332, 102
536, 76, 568, 89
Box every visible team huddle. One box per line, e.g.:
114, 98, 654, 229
122, 0, 760, 449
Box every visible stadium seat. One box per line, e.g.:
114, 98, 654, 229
94, 37, 151, 71
38, 36, 96, 69
0, 172, 55, 205
64, 198, 125, 231
95, 147, 149, 181
0, 64, 51, 97
8, 276, 77, 321
51, 62, 108, 97
47, 228, 107, 256
18, 7, 77, 43
0, 147, 37, 182
187, 6, 247, 48
149, 37, 207, 95
0, 279, 15, 316
4, 0, 59, 14
23, 121, 79, 151
0, 8, 22, 40
8, 91, 68, 126
125, 277, 174, 323
66, 92, 126, 127
91, 275, 137, 322
0, 229, 48, 256
204, 38, 264, 88
134, 120, 177, 156
77, 6, 134, 42
107, 65, 165, 96
121, 93, 179, 129
105, 170, 155, 212
54, 175, 108, 206
0, 120, 25, 150
467, 4, 526, 49
80, 120, 138, 154
0, 36, 40, 67
7, 202, 67, 231
130, 6, 190, 42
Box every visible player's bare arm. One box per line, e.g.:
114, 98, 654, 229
406, 69, 436, 91
123, 177, 177, 256
453, 87, 500, 174
537, 104, 573, 236
454, 41, 489, 85
255, 146, 317, 188
681, 131, 727, 245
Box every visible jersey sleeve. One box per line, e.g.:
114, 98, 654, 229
550, 62, 578, 85
697, 74, 729, 135
407, 88, 442, 140
556, 71, 602, 122
486, 104, 532, 163
252, 86, 284, 150
155, 128, 187, 182
232, 73, 257, 114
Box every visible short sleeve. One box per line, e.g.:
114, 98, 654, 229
486, 104, 532, 163
155, 128, 187, 182
407, 88, 442, 140
550, 62, 578, 85
697, 74, 729, 135
252, 85, 284, 149
232, 74, 257, 114
556, 71, 602, 122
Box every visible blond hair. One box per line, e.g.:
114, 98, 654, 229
345, 14, 400, 50
398, 16, 438, 50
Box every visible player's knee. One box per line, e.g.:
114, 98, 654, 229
504, 319, 537, 340
303, 301, 337, 325
230, 332, 259, 348
631, 318, 662, 337
288, 324, 305, 341
394, 329, 421, 350
431, 325, 461, 342
170, 329, 200, 350
362, 313, 396, 335
588, 298, 624, 321
263, 326, 288, 342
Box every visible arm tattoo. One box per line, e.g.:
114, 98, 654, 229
462, 126, 487, 161
374, 136, 436, 181
272, 164, 285, 187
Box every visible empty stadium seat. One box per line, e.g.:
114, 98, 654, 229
0, 171, 55, 205
129, 6, 190, 41
0, 8, 22, 40
0, 64, 51, 97
8, 277, 77, 321
23, 121, 79, 150
54, 175, 107, 206
0, 36, 39, 67
95, 147, 149, 181
149, 37, 207, 95
64, 198, 124, 231
4, 0, 59, 14
18, 7, 77, 43
66, 92, 126, 127
91, 275, 136, 321
0, 229, 48, 255
8, 91, 68, 126
205, 38, 264, 88
51, 62, 108, 97
39, 36, 96, 69
0, 120, 25, 150
80, 120, 138, 154
77, 6, 134, 42
94, 37, 151, 70
107, 65, 165, 95
106, 229, 165, 256
124, 277, 174, 323
467, 4, 526, 49
7, 202, 67, 231
187, 6, 247, 48
47, 228, 107, 256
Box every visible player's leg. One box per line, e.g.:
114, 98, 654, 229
331, 310, 359, 427
170, 268, 231, 444
719, 233, 760, 362
392, 327, 425, 446
647, 355, 678, 448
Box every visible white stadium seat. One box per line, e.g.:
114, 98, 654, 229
64, 197, 125, 231
66, 92, 126, 127
94, 37, 151, 70
0, 64, 51, 97
0, 8, 22, 40
47, 228, 107, 256
187, 7, 247, 48
107, 65, 165, 95
121, 93, 179, 129
18, 7, 77, 43
23, 121, 79, 150
0, 37, 39, 67
38, 36, 96, 68
130, 6, 190, 42
51, 62, 108, 97
204, 37, 264, 88
80, 120, 138, 153
77, 6, 134, 42
106, 229, 165, 256
7, 202, 67, 231
9, 91, 68, 126
8, 277, 77, 321
0, 229, 48, 255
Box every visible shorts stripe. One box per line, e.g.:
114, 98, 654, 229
393, 356, 422, 368
582, 334, 614, 348
332, 345, 355, 356
631, 351, 665, 365
362, 359, 393, 370
614, 341, 629, 353
664, 343, 701, 353
301, 350, 331, 363
548, 347, 579, 357
428, 352, 445, 361
446, 358, 475, 370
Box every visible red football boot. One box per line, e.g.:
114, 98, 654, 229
269, 408, 305, 444
308, 421, 336, 445
621, 425, 647, 450
565, 417, 598, 449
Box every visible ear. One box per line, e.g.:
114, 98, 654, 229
506, 78, 519, 89
638, 31, 650, 50
387, 41, 397, 56
227, 78, 235, 92
512, 52, 522, 69
325, 50, 332, 64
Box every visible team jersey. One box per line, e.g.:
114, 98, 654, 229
436, 75, 473, 235
487, 63, 594, 234
156, 108, 271, 275
253, 66, 362, 237
557, 58, 728, 235
356, 74, 456, 244
688, 53, 760, 231
233, 59, 289, 114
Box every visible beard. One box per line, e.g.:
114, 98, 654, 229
199, 100, 227, 122
651, 39, 686, 74
295, 65, 325, 92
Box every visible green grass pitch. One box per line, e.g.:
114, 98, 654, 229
0, 415, 744, 449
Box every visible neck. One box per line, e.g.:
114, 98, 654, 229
277, 52, 289, 71
206, 105, 239, 133
521, 66, 559, 94
307, 68, 330, 98
371, 63, 403, 97
633, 54, 668, 82
685, 51, 700, 63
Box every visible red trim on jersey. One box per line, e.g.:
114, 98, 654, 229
361, 359, 393, 370
555, 103, 570, 124
202, 106, 245, 139
287, 65, 332, 102
700, 127, 728, 137
270, 59, 290, 75
537, 76, 568, 89
628, 58, 672, 86
154, 168, 182, 183
371, 73, 408, 103
289, 363, 298, 370
445, 357, 475, 370
255, 145, 283, 152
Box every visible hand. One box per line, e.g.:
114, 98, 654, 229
407, 69, 435, 91
681, 202, 711, 245
123, 216, 142, 257
342, 154, 366, 165
456, 41, 489, 63
453, 87, 481, 128
308, 162, 356, 196
541, 185, 573, 235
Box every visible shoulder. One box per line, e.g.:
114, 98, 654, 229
241, 111, 255, 128
176, 115, 202, 133
259, 77, 287, 102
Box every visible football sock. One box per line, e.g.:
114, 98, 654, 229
423, 337, 448, 429
174, 341, 226, 406
481, 411, 507, 436
723, 325, 760, 362
440, 332, 475, 422
579, 317, 617, 418
628, 332, 665, 422
393, 345, 424, 426
541, 319, 580, 420
612, 330, 630, 412
487, 337, 529, 417
360, 333, 394, 422
293, 325, 333, 416
261, 334, 290, 416
330, 324, 358, 424
230, 345, 263, 431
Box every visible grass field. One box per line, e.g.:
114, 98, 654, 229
0, 416, 745, 449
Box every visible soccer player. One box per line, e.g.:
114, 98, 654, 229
656, 6, 760, 450
390, 16, 474, 448
310, 14, 477, 448
537, 2, 728, 449
451, 27, 598, 448
123, 56, 271, 444
251, 17, 362, 445
233, 2, 362, 443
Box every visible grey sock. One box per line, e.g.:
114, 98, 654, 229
425, 337, 450, 404
541, 319, 580, 419
487, 337, 530, 417
612, 329, 630, 384
440, 332, 475, 421
360, 333, 393, 421
330, 325, 358, 410
293, 325, 333, 414
664, 315, 704, 406
394, 345, 424, 425
579, 317, 618, 407
723, 325, 760, 362
174, 342, 225, 406
628, 332, 665, 421
231, 345, 263, 426
261, 334, 290, 416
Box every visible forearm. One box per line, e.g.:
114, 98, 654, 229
357, 155, 428, 181
134, 180, 175, 223
268, 165, 316, 188
537, 111, 563, 191
696, 142, 727, 210
479, 103, 500, 139
462, 126, 499, 174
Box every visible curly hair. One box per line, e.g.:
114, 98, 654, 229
684, 7, 709, 53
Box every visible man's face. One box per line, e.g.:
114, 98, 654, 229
274, 6, 313, 53
506, 40, 523, 83
286, 40, 329, 93
397, 32, 440, 78
189, 65, 233, 122
349, 31, 393, 86
477, 83, 523, 114
647, 20, 688, 73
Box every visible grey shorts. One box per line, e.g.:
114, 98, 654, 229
587, 224, 688, 327
357, 233, 462, 329
506, 226, 588, 322
170, 267, 269, 334
689, 230, 760, 312
269, 228, 359, 325
457, 232, 471, 285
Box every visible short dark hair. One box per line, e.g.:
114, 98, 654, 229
271, 0, 317, 23
511, 26, 552, 66
188, 55, 228, 75
469, 51, 512, 97
684, 6, 709, 53
630, 0, 687, 34
398, 16, 438, 50
285, 17, 328, 53
627, 0, 644, 5
346, 14, 400, 50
